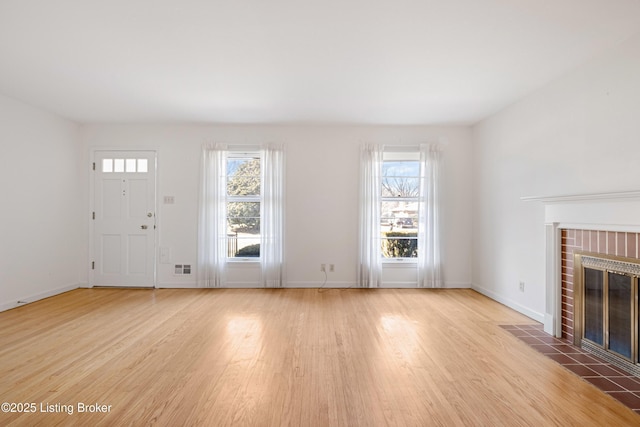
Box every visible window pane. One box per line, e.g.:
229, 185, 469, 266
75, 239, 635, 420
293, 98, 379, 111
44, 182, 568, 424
102, 159, 113, 173
227, 217, 261, 231
137, 158, 148, 173
226, 230, 261, 258
126, 158, 136, 172
227, 202, 260, 232
382, 160, 419, 177
382, 159, 420, 197
227, 158, 260, 196
226, 233, 261, 257
381, 201, 418, 231
227, 202, 260, 218
381, 233, 418, 258
114, 159, 125, 173
382, 177, 420, 197
234, 239, 261, 257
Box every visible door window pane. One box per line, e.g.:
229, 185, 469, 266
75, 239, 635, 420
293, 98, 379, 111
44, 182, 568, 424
126, 158, 137, 172
102, 159, 113, 173
114, 159, 125, 173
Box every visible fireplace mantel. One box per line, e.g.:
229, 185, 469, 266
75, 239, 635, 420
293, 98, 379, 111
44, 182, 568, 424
521, 190, 640, 204
522, 190, 640, 336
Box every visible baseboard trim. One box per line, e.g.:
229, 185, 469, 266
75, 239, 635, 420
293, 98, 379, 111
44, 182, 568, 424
0, 284, 80, 313
544, 313, 555, 336
442, 281, 471, 289
157, 282, 198, 289
380, 281, 419, 288
471, 283, 545, 323
286, 281, 354, 288
287, 281, 471, 289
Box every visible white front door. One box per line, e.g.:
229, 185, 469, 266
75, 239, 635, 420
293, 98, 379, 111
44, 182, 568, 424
93, 151, 156, 287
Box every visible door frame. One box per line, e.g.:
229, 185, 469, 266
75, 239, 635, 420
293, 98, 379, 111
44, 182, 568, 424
89, 148, 159, 288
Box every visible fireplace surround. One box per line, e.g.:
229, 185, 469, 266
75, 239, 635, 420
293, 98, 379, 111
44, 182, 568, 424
523, 190, 640, 347
523, 191, 640, 377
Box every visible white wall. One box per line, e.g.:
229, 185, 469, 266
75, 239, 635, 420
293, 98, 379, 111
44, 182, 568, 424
81, 124, 473, 288
6, 30, 639, 312
0, 94, 83, 310
472, 32, 640, 321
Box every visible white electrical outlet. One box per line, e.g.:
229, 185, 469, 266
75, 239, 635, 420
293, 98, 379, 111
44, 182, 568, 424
519, 281, 525, 292
329, 264, 335, 272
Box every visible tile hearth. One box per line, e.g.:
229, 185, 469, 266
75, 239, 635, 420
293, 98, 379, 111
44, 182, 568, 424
501, 324, 640, 415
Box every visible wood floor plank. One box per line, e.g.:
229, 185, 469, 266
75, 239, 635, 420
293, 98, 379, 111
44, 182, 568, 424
0, 288, 638, 426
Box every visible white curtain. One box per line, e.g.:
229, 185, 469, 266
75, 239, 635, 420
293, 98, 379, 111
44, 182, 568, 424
261, 144, 285, 287
417, 143, 443, 288
197, 144, 228, 288
358, 144, 383, 288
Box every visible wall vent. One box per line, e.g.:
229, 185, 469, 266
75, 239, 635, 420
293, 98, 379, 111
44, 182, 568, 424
174, 264, 192, 275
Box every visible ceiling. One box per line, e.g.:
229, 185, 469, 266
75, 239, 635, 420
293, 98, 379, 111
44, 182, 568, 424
1, 1, 640, 125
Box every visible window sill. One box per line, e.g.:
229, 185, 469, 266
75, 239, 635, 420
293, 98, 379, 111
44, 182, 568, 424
383, 259, 418, 267
227, 258, 260, 266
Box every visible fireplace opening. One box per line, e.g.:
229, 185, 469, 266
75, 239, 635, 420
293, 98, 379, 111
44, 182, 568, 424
575, 252, 640, 376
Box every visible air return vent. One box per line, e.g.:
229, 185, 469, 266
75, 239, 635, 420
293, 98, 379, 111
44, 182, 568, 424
174, 264, 192, 275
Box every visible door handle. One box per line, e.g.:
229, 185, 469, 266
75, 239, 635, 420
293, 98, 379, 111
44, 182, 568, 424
141, 225, 148, 229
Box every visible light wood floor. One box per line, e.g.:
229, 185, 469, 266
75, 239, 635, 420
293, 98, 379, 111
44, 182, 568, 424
0, 288, 638, 426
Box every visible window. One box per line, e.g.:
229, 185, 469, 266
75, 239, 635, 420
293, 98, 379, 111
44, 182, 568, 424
198, 143, 284, 288
381, 152, 420, 259
101, 158, 148, 173
359, 143, 442, 288
226, 153, 261, 258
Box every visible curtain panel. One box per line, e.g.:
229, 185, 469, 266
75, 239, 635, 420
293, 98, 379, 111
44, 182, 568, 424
197, 144, 228, 287
261, 144, 286, 287
418, 143, 443, 288
358, 144, 383, 288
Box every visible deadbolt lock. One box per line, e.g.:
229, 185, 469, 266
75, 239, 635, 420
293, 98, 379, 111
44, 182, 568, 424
141, 225, 148, 229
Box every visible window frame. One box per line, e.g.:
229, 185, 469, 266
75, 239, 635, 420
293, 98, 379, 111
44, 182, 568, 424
226, 151, 262, 262
380, 151, 420, 264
